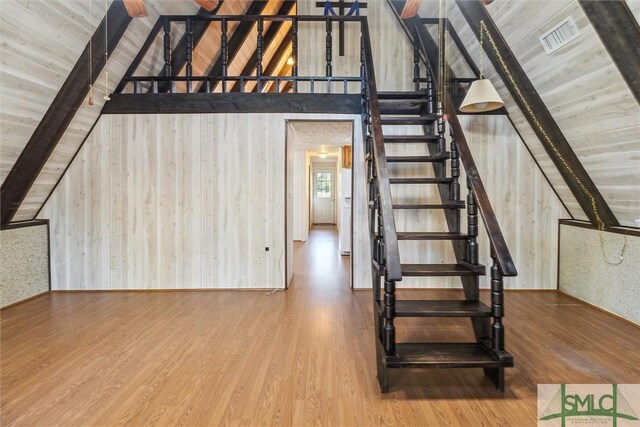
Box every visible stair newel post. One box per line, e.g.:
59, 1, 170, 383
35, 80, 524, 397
426, 67, 435, 115
450, 128, 460, 201
490, 248, 505, 351
163, 18, 172, 92
437, 101, 446, 154
256, 17, 264, 92
185, 18, 193, 93
413, 29, 420, 91
466, 177, 479, 265
221, 18, 228, 93
292, 18, 298, 93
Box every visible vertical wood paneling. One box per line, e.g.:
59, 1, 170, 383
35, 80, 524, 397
9, 0, 200, 221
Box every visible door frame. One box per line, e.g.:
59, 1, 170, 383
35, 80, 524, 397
284, 119, 355, 290
310, 166, 337, 225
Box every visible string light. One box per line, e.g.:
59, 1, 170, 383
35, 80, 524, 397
88, 0, 94, 105
478, 20, 626, 265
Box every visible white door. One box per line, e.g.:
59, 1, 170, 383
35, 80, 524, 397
312, 169, 335, 224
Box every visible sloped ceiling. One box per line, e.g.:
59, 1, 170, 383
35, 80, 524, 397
419, 0, 640, 227
2, 0, 294, 222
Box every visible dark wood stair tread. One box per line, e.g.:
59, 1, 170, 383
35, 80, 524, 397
397, 231, 468, 240
401, 263, 486, 276
378, 91, 427, 99
384, 135, 439, 143
385, 342, 513, 369
381, 116, 437, 125
389, 177, 452, 184
396, 300, 491, 317
393, 203, 465, 209
387, 154, 449, 162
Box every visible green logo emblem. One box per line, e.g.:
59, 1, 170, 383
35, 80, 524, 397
539, 384, 639, 427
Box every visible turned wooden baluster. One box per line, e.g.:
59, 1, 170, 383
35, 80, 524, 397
437, 101, 446, 154
426, 67, 435, 115
382, 277, 396, 354
185, 18, 193, 93
466, 177, 479, 265
326, 19, 333, 77
413, 29, 420, 91
256, 17, 264, 92
221, 19, 228, 93
450, 128, 460, 201
292, 18, 298, 93
490, 247, 505, 351
163, 18, 172, 92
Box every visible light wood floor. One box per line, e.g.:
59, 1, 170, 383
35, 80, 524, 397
2, 226, 639, 426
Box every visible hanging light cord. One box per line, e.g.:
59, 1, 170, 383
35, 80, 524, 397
477, 20, 627, 265
104, 0, 110, 100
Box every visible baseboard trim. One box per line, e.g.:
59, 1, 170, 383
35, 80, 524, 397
50, 288, 284, 293
1, 291, 51, 310
557, 290, 639, 329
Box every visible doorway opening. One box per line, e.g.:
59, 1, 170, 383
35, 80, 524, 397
285, 120, 354, 289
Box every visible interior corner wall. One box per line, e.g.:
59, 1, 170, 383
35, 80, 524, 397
38, 113, 370, 290
1, 223, 50, 307
559, 224, 640, 324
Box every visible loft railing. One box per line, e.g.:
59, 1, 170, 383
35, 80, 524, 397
116, 15, 367, 95
115, 14, 402, 291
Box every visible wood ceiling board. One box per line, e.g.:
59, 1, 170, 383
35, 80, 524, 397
456, 0, 618, 226
243, 19, 293, 92
262, 42, 293, 93
224, 0, 288, 88
0, 1, 132, 226
175, 0, 255, 92
579, 0, 640, 103
484, 0, 640, 227
195, 0, 220, 12
15, 0, 200, 221
123, 0, 148, 17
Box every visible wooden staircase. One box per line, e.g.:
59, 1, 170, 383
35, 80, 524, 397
364, 65, 516, 392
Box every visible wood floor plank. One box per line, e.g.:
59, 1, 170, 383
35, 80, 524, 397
1, 226, 639, 426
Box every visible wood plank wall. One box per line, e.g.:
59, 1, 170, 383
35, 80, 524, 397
38, 113, 373, 290
427, 0, 640, 227
5, 0, 200, 221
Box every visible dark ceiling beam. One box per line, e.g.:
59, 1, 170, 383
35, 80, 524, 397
153, 2, 225, 92
101, 93, 361, 114
578, 0, 640, 104
455, 0, 618, 227
0, 1, 132, 227
258, 29, 293, 92
230, 1, 296, 93
198, 0, 272, 92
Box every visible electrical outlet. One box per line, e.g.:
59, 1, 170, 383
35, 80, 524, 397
253, 258, 260, 267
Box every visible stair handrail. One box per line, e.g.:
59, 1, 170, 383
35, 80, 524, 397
360, 18, 402, 282
410, 18, 517, 277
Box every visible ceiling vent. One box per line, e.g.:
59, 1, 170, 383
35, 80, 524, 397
539, 17, 581, 54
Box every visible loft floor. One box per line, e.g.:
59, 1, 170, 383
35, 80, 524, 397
1, 228, 638, 426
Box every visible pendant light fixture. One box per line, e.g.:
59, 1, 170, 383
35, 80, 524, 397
459, 20, 504, 113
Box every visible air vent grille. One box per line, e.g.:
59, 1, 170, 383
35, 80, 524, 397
539, 17, 581, 54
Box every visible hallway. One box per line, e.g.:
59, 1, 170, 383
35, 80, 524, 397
1, 228, 638, 426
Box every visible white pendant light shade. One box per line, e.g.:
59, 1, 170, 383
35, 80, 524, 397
459, 79, 504, 113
